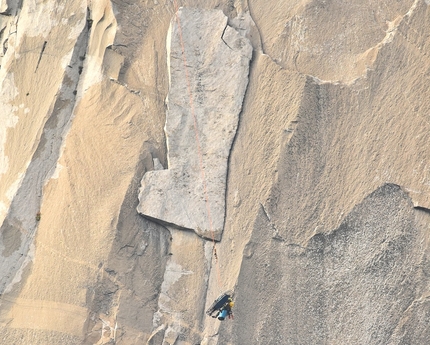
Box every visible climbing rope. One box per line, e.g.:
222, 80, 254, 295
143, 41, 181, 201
172, 0, 223, 290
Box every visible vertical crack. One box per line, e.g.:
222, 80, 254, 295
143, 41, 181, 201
34, 40, 47, 72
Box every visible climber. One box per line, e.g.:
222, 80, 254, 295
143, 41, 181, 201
206, 291, 234, 320
215, 297, 234, 320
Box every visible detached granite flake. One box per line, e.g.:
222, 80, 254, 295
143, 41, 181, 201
137, 8, 252, 240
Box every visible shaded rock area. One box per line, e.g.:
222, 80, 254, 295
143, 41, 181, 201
0, 0, 429, 344
137, 8, 252, 240
222, 184, 430, 344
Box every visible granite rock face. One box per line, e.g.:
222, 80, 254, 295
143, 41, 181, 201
0, 1, 429, 344
224, 184, 430, 344
137, 8, 252, 240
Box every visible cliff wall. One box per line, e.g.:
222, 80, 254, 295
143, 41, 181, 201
0, 1, 429, 344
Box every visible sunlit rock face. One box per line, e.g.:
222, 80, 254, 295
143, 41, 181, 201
0, 0, 429, 344
137, 8, 252, 240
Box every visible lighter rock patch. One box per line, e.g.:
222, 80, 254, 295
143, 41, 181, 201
0, 202, 7, 225
0, 73, 19, 176
6, 171, 25, 201
3, 243, 35, 294
158, 260, 193, 312
18, 0, 63, 39
67, 2, 87, 40
51, 163, 64, 180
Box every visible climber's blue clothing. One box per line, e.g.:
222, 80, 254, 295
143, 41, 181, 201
218, 309, 228, 320
206, 291, 233, 317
